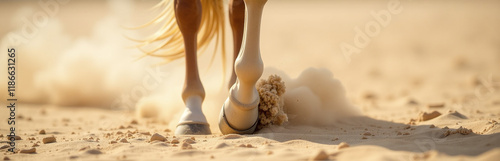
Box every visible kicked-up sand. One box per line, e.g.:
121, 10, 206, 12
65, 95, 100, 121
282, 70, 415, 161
1, 0, 500, 160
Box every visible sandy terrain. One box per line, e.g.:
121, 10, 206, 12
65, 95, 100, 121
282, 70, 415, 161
1, 0, 500, 160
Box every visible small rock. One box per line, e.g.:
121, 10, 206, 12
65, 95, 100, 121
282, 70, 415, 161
3, 156, 10, 160
140, 132, 151, 135
222, 134, 243, 139
86, 149, 102, 155
110, 141, 117, 144
362, 136, 368, 139
171, 139, 179, 144
42, 136, 56, 144
164, 129, 171, 132
337, 142, 350, 150
116, 131, 123, 135
130, 120, 138, 124
8, 136, 21, 140
214, 143, 229, 149
32, 143, 39, 147
180, 142, 192, 150
20, 148, 36, 154
403, 132, 410, 135
150, 133, 167, 142
363, 132, 372, 136
312, 150, 328, 160
39, 130, 46, 135
119, 138, 128, 143
429, 125, 436, 128
246, 144, 253, 148
183, 138, 195, 144
428, 103, 445, 108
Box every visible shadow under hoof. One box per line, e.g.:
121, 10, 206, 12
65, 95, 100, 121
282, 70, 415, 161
175, 123, 212, 135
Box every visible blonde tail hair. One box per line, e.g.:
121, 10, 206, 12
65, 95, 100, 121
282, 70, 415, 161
132, 0, 226, 73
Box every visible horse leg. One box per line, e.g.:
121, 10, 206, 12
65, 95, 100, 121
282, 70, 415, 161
228, 0, 246, 89
174, 0, 211, 135
219, 0, 268, 134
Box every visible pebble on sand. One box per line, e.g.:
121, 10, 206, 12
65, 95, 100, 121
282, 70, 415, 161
20, 148, 36, 154
223, 134, 243, 139
42, 136, 56, 144
119, 138, 129, 143
3, 156, 10, 160
150, 133, 167, 142
337, 142, 350, 150
180, 142, 193, 150
183, 138, 195, 144
39, 130, 46, 135
312, 150, 328, 160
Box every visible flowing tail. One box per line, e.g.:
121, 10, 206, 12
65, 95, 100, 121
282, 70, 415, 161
132, 0, 226, 72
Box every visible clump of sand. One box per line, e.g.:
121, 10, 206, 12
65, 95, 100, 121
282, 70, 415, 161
443, 126, 474, 137
256, 75, 288, 129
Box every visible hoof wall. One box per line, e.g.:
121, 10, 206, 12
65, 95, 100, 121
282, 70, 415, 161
175, 123, 211, 135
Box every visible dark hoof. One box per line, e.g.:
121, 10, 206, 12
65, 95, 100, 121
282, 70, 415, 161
175, 123, 211, 135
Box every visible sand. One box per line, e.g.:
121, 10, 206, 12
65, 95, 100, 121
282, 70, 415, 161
1, 0, 500, 160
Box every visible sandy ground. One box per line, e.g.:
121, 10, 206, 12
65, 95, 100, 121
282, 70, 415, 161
1, 0, 500, 160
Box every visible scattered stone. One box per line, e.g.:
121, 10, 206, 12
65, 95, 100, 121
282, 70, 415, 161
183, 138, 195, 144
150, 133, 167, 142
180, 142, 193, 150
8, 136, 21, 140
190, 136, 195, 141
238, 144, 246, 147
130, 120, 138, 125
171, 139, 179, 144
312, 150, 328, 160
116, 131, 123, 135
397, 132, 402, 135
404, 125, 411, 129
0, 145, 10, 149
20, 148, 36, 154
362, 136, 367, 139
332, 137, 339, 141
39, 130, 46, 135
140, 132, 151, 135
419, 111, 442, 121
215, 143, 229, 149
246, 144, 253, 148
42, 136, 56, 144
428, 103, 445, 108
430, 125, 436, 128
164, 129, 171, 132
119, 125, 126, 129
337, 142, 350, 150
119, 138, 128, 143
403, 132, 410, 135
3, 156, 10, 160
222, 134, 243, 139
110, 141, 117, 144
363, 132, 372, 136
86, 149, 102, 155
32, 143, 39, 147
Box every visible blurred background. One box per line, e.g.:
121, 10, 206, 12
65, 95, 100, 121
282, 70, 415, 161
0, 0, 499, 116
